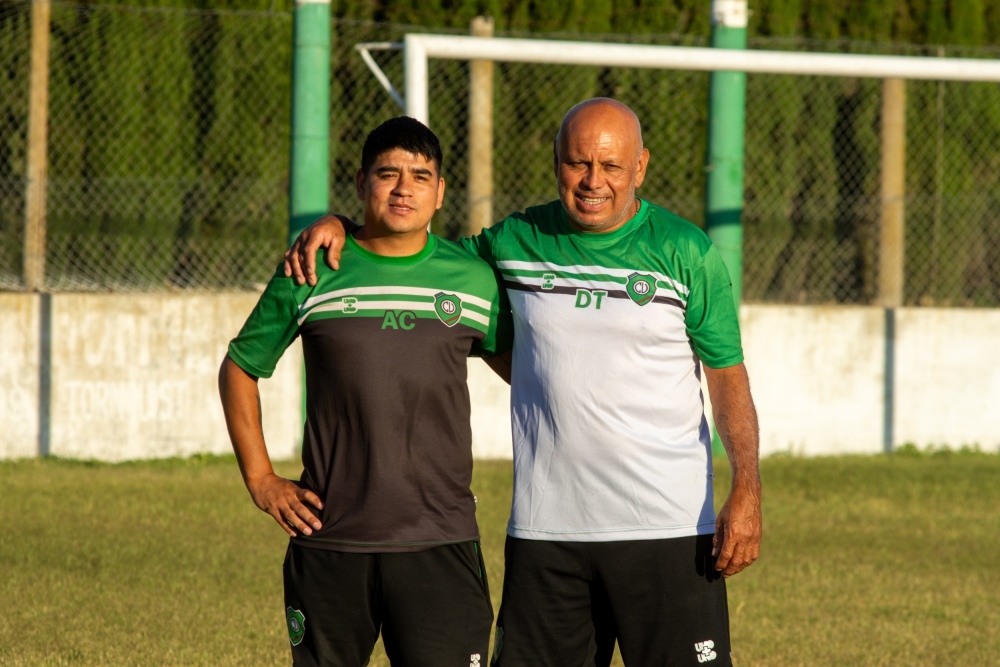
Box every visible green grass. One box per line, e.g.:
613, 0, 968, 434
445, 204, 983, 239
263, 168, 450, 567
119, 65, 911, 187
0, 452, 997, 666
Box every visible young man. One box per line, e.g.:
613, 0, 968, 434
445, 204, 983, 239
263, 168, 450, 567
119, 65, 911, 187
219, 117, 510, 667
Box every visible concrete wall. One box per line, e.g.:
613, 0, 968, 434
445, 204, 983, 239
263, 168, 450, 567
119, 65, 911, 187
0, 294, 40, 459
1, 293, 302, 462
2, 294, 998, 461
741, 305, 887, 457
737, 305, 1000, 455
468, 357, 514, 459
894, 308, 1000, 448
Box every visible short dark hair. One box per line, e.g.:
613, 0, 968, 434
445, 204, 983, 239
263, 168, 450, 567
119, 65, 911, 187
360, 116, 443, 176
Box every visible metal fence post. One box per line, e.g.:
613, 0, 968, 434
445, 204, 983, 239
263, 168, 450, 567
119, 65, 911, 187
467, 16, 494, 237
879, 77, 906, 454
24, 0, 51, 292
879, 78, 906, 307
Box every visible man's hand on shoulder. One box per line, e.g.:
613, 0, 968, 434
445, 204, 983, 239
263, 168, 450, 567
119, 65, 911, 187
247, 472, 324, 538
283, 214, 356, 286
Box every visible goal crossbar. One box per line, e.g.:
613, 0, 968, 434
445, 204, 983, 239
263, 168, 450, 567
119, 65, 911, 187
398, 34, 1000, 123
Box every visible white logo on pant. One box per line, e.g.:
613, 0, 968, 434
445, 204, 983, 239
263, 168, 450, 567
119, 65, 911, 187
469, 653, 481, 667
695, 640, 717, 663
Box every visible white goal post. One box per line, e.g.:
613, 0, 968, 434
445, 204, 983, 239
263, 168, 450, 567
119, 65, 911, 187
397, 34, 1000, 124
349, 33, 1000, 458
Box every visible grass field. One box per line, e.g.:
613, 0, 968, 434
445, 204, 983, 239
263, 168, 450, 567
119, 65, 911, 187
1, 450, 997, 666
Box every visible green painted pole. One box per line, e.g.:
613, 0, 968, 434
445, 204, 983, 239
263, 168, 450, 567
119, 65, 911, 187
289, 0, 331, 246
706, 0, 747, 455
706, 0, 748, 304
290, 0, 330, 441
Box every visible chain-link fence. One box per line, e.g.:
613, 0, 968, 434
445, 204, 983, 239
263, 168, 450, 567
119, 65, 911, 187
2, 1, 999, 304
1, 2, 294, 291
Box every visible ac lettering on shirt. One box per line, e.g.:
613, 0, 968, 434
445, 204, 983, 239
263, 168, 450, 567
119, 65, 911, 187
381, 310, 416, 330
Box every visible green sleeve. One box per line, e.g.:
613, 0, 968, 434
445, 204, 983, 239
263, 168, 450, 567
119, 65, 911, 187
684, 245, 744, 369
460, 222, 512, 356
458, 225, 500, 268
226, 267, 302, 379
469, 269, 513, 357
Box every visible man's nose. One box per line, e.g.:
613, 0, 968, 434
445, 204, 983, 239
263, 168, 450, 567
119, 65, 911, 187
391, 174, 413, 195
581, 166, 605, 189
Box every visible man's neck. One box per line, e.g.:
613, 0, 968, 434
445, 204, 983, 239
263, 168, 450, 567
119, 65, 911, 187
353, 227, 429, 257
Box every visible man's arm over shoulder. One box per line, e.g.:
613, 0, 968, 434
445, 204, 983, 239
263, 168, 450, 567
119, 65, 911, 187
285, 213, 507, 281
456, 217, 508, 267
284, 213, 357, 286
704, 362, 761, 578
456, 205, 544, 267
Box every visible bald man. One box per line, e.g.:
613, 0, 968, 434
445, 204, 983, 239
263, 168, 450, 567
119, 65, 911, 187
284, 98, 761, 667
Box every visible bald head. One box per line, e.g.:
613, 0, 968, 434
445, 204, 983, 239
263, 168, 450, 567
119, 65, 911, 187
554, 98, 649, 233
556, 98, 644, 157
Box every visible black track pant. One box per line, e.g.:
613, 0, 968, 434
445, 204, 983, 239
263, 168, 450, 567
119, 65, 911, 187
491, 535, 731, 667
284, 541, 493, 667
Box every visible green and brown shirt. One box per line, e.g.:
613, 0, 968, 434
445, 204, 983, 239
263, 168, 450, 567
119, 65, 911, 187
228, 233, 511, 552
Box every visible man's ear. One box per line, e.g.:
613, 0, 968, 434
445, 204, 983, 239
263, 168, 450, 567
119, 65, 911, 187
634, 148, 650, 188
435, 177, 446, 210
355, 168, 366, 201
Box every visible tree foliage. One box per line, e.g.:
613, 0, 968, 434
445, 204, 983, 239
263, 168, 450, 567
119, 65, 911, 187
1, 0, 997, 302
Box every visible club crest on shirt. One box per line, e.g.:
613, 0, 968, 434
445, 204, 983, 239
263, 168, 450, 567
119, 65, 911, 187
626, 272, 657, 306
434, 292, 463, 327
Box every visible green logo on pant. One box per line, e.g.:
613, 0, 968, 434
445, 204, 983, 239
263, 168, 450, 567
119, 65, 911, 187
286, 606, 306, 646
491, 626, 503, 664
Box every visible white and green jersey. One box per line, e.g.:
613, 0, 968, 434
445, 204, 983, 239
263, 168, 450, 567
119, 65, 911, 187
228, 233, 511, 552
462, 199, 743, 542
